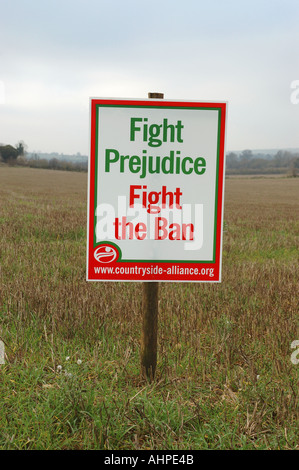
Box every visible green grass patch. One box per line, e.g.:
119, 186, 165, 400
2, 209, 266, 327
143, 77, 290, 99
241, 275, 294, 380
0, 169, 298, 449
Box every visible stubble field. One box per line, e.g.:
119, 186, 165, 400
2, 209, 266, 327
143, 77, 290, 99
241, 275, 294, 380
0, 167, 298, 450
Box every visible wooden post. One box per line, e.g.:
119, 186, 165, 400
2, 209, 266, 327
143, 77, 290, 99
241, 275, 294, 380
147, 92, 164, 99
140, 92, 164, 381
141, 281, 159, 380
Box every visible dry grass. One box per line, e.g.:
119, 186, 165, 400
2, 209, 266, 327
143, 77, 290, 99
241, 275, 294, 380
0, 167, 298, 449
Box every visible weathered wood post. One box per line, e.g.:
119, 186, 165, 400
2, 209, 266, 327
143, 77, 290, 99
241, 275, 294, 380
140, 92, 164, 381
141, 281, 159, 380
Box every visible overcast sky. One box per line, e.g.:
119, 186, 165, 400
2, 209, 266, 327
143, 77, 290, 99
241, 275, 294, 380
0, 0, 298, 154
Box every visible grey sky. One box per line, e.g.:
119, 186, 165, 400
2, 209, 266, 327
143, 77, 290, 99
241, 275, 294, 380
0, 0, 298, 154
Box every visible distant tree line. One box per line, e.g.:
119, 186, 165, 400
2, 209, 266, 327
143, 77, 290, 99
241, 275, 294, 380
0, 142, 25, 163
226, 149, 299, 176
1, 142, 298, 176
0, 143, 87, 172
24, 157, 88, 172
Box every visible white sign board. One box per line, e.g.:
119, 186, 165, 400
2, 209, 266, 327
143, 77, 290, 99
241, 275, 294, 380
87, 98, 227, 282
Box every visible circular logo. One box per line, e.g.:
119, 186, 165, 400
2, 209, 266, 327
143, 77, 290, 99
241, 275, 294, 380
94, 244, 118, 263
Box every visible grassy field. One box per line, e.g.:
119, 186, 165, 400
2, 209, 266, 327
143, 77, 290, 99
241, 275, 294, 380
0, 167, 298, 450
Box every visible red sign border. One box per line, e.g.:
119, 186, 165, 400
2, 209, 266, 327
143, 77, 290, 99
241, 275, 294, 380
87, 98, 227, 282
